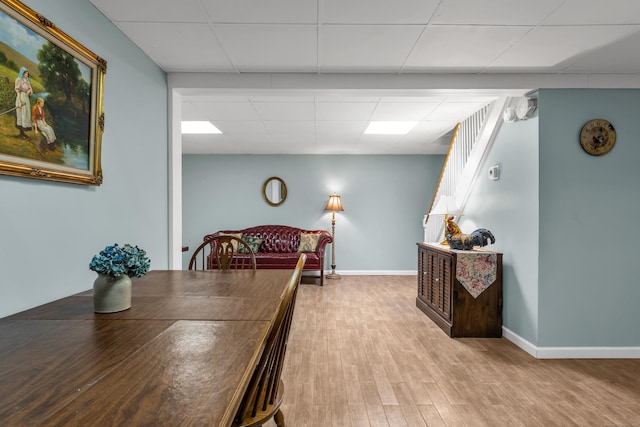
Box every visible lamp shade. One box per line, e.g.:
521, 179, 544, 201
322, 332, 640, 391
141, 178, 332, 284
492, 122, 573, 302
430, 195, 462, 216
325, 193, 344, 212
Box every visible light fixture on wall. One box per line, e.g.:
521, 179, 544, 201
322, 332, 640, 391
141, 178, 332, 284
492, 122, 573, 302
325, 193, 344, 280
516, 96, 537, 120
429, 195, 463, 244
503, 107, 517, 123
503, 97, 538, 123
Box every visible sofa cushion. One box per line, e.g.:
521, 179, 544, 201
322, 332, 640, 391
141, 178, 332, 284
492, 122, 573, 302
297, 232, 320, 252
219, 233, 242, 250
240, 235, 263, 253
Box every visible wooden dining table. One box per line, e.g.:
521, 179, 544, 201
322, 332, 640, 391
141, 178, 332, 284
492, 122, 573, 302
0, 269, 294, 427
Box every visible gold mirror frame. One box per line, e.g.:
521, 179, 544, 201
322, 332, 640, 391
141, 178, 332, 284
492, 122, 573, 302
262, 177, 287, 206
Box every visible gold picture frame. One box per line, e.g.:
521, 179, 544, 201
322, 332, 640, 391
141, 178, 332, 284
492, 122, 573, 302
0, 0, 106, 185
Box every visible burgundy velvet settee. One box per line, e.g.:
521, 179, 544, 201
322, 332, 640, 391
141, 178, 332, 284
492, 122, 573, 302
205, 225, 332, 285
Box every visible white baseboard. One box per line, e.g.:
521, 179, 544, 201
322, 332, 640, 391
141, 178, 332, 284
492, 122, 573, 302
502, 327, 538, 358
502, 327, 640, 359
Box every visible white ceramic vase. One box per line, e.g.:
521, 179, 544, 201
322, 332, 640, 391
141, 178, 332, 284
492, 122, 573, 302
93, 273, 132, 313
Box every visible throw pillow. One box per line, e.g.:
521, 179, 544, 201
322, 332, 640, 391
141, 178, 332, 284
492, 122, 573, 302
219, 233, 242, 251
297, 232, 320, 253
239, 235, 263, 254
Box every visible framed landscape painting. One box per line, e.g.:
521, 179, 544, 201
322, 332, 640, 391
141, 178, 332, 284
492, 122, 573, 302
0, 0, 105, 185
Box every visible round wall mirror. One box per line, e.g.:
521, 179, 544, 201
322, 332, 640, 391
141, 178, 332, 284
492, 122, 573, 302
262, 177, 287, 206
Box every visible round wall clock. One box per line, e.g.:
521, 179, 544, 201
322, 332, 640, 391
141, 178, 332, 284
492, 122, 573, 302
579, 119, 616, 156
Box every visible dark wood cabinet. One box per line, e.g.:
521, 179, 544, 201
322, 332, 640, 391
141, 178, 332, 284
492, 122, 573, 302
416, 242, 502, 338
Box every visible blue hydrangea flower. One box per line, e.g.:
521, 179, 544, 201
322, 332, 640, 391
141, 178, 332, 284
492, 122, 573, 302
89, 243, 150, 278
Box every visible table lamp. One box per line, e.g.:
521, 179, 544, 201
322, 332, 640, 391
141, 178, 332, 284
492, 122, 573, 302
429, 195, 462, 245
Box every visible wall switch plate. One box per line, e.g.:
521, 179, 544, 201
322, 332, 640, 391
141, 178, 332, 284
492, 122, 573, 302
488, 165, 500, 180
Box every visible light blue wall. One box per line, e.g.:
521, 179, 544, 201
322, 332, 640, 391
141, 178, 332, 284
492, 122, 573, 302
462, 89, 640, 348
0, 0, 168, 317
182, 154, 445, 271
458, 108, 540, 344
538, 89, 640, 347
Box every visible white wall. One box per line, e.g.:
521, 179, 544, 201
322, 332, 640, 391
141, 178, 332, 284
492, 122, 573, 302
182, 154, 445, 272
0, 0, 168, 317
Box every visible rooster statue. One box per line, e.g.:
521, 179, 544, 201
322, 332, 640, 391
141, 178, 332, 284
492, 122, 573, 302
444, 215, 495, 250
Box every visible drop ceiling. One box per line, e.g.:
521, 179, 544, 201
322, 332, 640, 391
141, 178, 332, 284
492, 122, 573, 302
90, 0, 640, 155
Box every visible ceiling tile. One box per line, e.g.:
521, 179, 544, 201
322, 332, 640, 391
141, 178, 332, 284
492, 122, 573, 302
381, 96, 447, 103
359, 134, 403, 144
264, 121, 316, 135
315, 102, 377, 121
563, 30, 640, 73
211, 121, 270, 134
357, 135, 406, 154
271, 135, 317, 145
316, 95, 382, 103
183, 139, 269, 154
370, 102, 439, 121
404, 121, 456, 141
542, 0, 640, 25
200, 0, 317, 23
316, 120, 369, 136
183, 101, 260, 121
488, 25, 638, 70
181, 102, 210, 121
315, 134, 362, 146
439, 96, 499, 104
321, 0, 439, 24
424, 102, 488, 121
431, 0, 564, 25
403, 25, 530, 71
90, 0, 206, 22
227, 133, 274, 144
116, 22, 234, 71
214, 24, 317, 71
319, 25, 425, 71
253, 102, 316, 121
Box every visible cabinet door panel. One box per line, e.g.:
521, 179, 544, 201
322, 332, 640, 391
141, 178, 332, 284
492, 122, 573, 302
417, 247, 430, 301
418, 248, 452, 322
435, 253, 452, 320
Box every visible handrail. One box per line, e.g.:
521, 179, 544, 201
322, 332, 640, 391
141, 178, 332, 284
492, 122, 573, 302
425, 123, 460, 217
423, 97, 509, 242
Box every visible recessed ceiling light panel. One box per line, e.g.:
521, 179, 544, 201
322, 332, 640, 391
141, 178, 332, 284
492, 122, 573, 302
181, 121, 222, 134
364, 121, 419, 135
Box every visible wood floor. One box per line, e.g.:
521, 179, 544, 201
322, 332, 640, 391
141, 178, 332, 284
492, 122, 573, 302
266, 275, 640, 427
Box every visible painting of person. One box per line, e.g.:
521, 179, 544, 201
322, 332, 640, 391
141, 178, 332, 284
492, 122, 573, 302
14, 67, 33, 138
32, 97, 56, 150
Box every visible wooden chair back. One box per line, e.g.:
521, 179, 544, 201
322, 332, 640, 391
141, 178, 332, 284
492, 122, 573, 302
188, 235, 256, 271
233, 253, 306, 427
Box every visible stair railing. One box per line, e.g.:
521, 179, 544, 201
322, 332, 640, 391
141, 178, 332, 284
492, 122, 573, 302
423, 97, 509, 242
